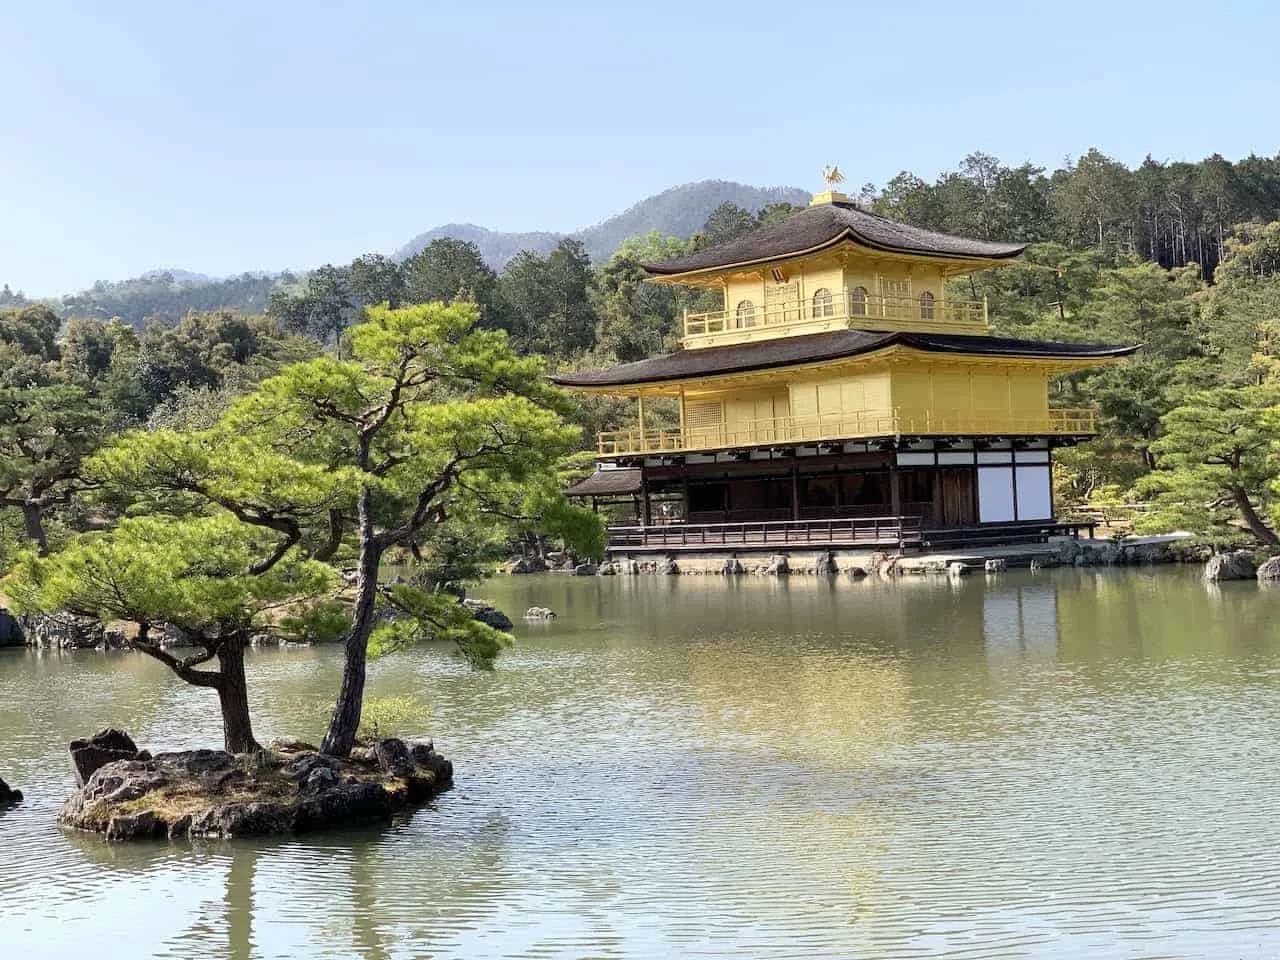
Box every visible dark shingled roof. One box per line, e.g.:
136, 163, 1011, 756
642, 201, 1026, 276
565, 468, 641, 497
550, 330, 1138, 388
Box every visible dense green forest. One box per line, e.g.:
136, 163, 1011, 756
6, 146, 1280, 555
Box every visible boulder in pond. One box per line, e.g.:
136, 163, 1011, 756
762, 555, 790, 577
658, 557, 680, 576
597, 561, 619, 576
985, 558, 1007, 573
868, 552, 898, 577
1257, 556, 1280, 582
720, 557, 745, 576
0, 776, 22, 807
814, 552, 838, 576
573, 562, 598, 576
524, 606, 556, 620
504, 556, 547, 574
1204, 550, 1257, 582
462, 599, 513, 631
69, 729, 141, 786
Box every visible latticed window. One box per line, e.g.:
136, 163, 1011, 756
686, 401, 727, 432
812, 288, 833, 318
919, 291, 935, 320
736, 300, 757, 328
850, 286, 869, 316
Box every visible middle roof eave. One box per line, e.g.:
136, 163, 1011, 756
548, 329, 1140, 389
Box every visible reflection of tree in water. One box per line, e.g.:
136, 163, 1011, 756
1056, 566, 1280, 665
224, 844, 257, 960
191, 809, 517, 957
349, 808, 516, 948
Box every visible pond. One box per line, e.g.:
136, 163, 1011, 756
2, 568, 1279, 959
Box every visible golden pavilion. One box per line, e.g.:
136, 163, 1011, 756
554, 184, 1137, 553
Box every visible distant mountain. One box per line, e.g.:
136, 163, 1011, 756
393, 223, 563, 268
140, 268, 218, 285
44, 180, 810, 324
394, 180, 811, 268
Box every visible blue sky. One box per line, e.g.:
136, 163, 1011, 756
2, 0, 1277, 295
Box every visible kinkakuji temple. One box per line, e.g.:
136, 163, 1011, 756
553, 182, 1137, 554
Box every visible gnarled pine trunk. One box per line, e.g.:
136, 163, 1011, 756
21, 502, 48, 555
321, 484, 382, 757
1232, 485, 1280, 549
215, 634, 260, 754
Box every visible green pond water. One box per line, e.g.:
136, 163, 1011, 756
2, 567, 1280, 959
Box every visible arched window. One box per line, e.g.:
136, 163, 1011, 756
919, 291, 935, 320
736, 300, 757, 328
812, 288, 834, 318
849, 286, 869, 316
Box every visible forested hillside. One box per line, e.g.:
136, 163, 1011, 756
6, 146, 1280, 553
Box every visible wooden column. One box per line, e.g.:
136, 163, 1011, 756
637, 395, 646, 450
889, 459, 903, 548
640, 468, 652, 527
791, 463, 801, 521
682, 474, 691, 521
1049, 450, 1056, 521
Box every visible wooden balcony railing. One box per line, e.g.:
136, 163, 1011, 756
608, 515, 925, 549
683, 290, 988, 345
597, 407, 1098, 456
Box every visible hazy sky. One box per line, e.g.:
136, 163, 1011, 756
3, 0, 1277, 295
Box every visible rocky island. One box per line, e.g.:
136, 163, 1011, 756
60, 729, 452, 841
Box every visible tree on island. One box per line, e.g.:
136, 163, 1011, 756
14, 302, 601, 757
6, 515, 334, 753
1136, 385, 1280, 547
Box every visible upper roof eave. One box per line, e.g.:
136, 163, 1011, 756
641, 231, 1026, 282
639, 201, 1027, 279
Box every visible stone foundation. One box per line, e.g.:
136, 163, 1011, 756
553, 536, 1209, 578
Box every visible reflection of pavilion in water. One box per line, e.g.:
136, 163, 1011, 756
983, 582, 1059, 659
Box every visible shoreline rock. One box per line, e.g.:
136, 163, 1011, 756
0, 609, 24, 648
1204, 550, 1257, 582
20, 612, 104, 649
1256, 556, 1280, 581
59, 732, 452, 841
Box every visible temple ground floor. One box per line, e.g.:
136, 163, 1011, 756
567, 436, 1094, 554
